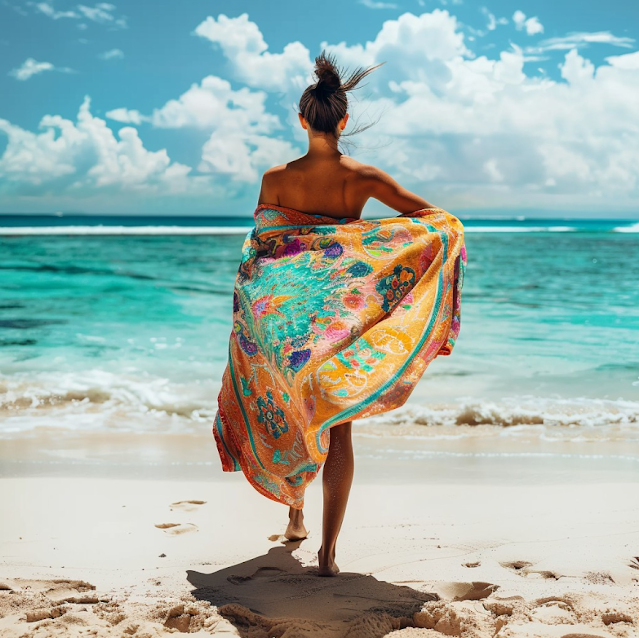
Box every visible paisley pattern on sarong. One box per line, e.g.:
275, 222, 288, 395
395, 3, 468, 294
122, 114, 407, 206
213, 204, 467, 508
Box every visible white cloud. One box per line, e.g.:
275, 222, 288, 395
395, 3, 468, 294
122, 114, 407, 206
107, 75, 280, 131
199, 132, 297, 182
529, 31, 635, 53
34, 2, 79, 19
98, 48, 124, 60
359, 0, 398, 9
605, 50, 639, 69
150, 76, 280, 131
315, 18, 639, 207
322, 10, 471, 85
0, 97, 207, 195
9, 58, 54, 80
188, 9, 639, 206
105, 107, 144, 124
8, 58, 73, 80
513, 10, 544, 36
107, 75, 299, 182
5, 8, 639, 212
77, 3, 126, 27
194, 14, 312, 92
481, 7, 507, 32
32, 1, 127, 28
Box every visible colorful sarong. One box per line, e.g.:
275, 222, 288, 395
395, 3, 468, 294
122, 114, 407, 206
213, 204, 466, 508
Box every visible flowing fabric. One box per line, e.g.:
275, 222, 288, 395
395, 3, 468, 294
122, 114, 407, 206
213, 204, 467, 508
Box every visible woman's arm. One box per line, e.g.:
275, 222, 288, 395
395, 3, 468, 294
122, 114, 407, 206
366, 165, 435, 213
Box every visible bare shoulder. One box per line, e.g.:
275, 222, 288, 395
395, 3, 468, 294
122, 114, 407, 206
340, 157, 394, 184
261, 163, 289, 181
341, 158, 433, 212
258, 163, 294, 204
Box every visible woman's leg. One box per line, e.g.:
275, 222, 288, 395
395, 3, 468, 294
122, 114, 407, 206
285, 505, 308, 541
318, 421, 354, 576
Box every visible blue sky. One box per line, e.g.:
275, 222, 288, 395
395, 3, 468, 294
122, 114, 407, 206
1, 0, 638, 217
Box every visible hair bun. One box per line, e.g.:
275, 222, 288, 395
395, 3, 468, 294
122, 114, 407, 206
313, 52, 342, 98
298, 49, 384, 136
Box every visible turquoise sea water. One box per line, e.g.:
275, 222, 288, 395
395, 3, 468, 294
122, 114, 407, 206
1, 215, 638, 442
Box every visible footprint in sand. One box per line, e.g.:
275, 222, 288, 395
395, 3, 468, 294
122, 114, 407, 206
500, 560, 563, 580
155, 523, 199, 535
437, 581, 498, 601
227, 566, 285, 585
170, 500, 206, 512
500, 560, 533, 575
530, 600, 576, 625
536, 570, 561, 580
601, 610, 634, 625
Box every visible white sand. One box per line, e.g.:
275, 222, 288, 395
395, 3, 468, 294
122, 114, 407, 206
1, 471, 638, 637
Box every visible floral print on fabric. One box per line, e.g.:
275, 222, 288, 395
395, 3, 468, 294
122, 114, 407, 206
213, 203, 466, 508
257, 390, 288, 439
376, 264, 417, 312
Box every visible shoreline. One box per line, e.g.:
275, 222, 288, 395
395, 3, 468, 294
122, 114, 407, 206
1, 475, 637, 637
1, 427, 638, 484
1, 414, 638, 636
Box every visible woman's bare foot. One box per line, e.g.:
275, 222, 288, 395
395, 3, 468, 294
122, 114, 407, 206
317, 545, 339, 577
284, 507, 308, 541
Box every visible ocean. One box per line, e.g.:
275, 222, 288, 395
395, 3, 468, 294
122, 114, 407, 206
1, 214, 638, 456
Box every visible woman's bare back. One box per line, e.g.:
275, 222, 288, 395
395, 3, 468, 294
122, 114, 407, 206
258, 155, 434, 219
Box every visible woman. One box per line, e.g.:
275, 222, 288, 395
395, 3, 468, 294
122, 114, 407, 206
214, 52, 466, 577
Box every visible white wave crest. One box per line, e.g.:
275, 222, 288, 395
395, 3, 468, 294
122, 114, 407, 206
0, 226, 252, 236
464, 226, 577, 233
357, 397, 639, 442
613, 222, 639, 233
0, 369, 218, 436
2, 370, 639, 444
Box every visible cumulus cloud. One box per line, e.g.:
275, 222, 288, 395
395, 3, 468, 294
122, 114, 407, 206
513, 10, 544, 36
106, 76, 299, 182
366, 47, 638, 203
98, 48, 124, 60
9, 58, 73, 80
194, 14, 312, 92
291, 10, 637, 206
105, 107, 144, 124
199, 132, 297, 182
605, 50, 639, 69
0, 97, 207, 195
148, 76, 280, 131
4, 8, 639, 211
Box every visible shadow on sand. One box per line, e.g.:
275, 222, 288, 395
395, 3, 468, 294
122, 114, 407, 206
187, 540, 439, 637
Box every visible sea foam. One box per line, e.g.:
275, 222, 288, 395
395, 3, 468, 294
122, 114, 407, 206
613, 222, 639, 233
1, 370, 638, 443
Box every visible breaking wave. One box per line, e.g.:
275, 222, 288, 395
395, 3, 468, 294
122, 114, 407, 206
1, 371, 638, 443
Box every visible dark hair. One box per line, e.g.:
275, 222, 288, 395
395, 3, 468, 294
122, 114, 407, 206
299, 50, 384, 139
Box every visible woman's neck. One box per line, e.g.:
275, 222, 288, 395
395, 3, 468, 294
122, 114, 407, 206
305, 131, 341, 158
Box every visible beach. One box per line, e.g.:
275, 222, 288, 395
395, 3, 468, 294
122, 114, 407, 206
1, 428, 638, 637
1, 217, 639, 636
